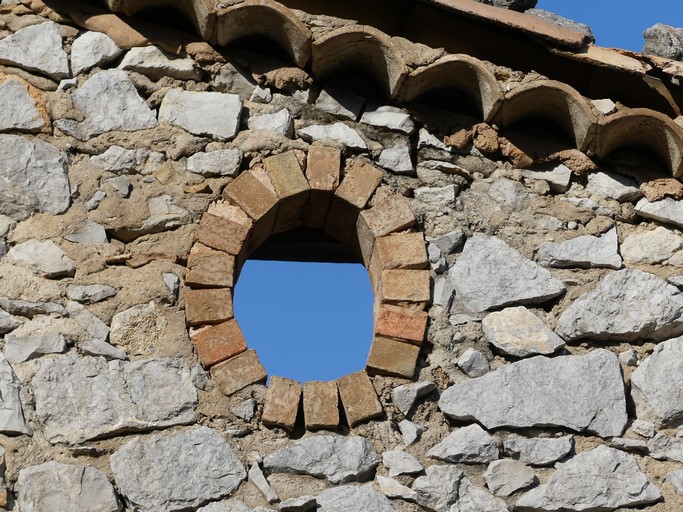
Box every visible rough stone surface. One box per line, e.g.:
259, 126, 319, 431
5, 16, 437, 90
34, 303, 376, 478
621, 226, 683, 264
7, 240, 75, 278
484, 459, 535, 496
361, 106, 415, 134
316, 485, 396, 512
32, 355, 197, 443
0, 353, 31, 435
526, 8, 595, 43
17, 461, 122, 512
382, 450, 424, 477
456, 347, 489, 377
558, 269, 683, 342
666, 469, 683, 495
263, 435, 379, 484
537, 228, 622, 269
482, 306, 565, 357
520, 164, 571, 193
110, 427, 246, 512
439, 350, 627, 437
503, 436, 574, 466
0, 21, 69, 79
186, 149, 242, 177
159, 89, 242, 140
315, 88, 364, 120
428, 424, 500, 464
586, 171, 642, 202
4, 333, 66, 363
635, 197, 683, 229
449, 234, 565, 312
516, 446, 661, 511
399, 419, 426, 446
391, 381, 436, 416
66, 284, 117, 304
0, 78, 45, 132
648, 433, 683, 462
412, 464, 463, 511
643, 23, 683, 60
119, 45, 201, 81
71, 31, 123, 75
378, 144, 413, 174
247, 109, 294, 137
298, 123, 367, 150
377, 475, 418, 501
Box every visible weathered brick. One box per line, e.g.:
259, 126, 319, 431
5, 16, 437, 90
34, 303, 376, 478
184, 288, 233, 326
366, 336, 420, 378
304, 145, 341, 229
375, 304, 428, 345
186, 243, 235, 288
369, 232, 428, 288
264, 151, 310, 233
380, 269, 430, 309
357, 195, 416, 265
191, 319, 247, 367
303, 381, 339, 430
262, 376, 302, 432
210, 349, 267, 396
194, 212, 250, 256
337, 370, 383, 427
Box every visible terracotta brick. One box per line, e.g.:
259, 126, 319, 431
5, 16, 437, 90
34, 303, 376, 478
336, 370, 383, 427
357, 195, 416, 265
380, 269, 430, 309
210, 349, 267, 396
375, 304, 428, 345
264, 151, 310, 233
262, 376, 302, 431
366, 336, 420, 378
369, 232, 428, 286
304, 145, 341, 228
303, 381, 339, 430
184, 288, 233, 326
191, 319, 247, 367
186, 244, 235, 288
194, 212, 250, 256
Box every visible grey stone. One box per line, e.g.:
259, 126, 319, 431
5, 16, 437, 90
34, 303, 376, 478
412, 464, 463, 511
0, 21, 69, 79
428, 244, 447, 272
32, 355, 197, 444
558, 269, 683, 342
526, 8, 595, 43
119, 45, 201, 81
140, 195, 192, 234
622, 226, 683, 264
247, 109, 294, 138
80, 339, 127, 361
503, 436, 574, 466
631, 337, 683, 427
456, 348, 489, 377
391, 380, 436, 416
17, 461, 122, 512
7, 240, 75, 278
426, 230, 465, 254
0, 77, 45, 132
361, 106, 415, 134
0, 353, 31, 434
449, 314, 478, 326
191, 364, 212, 391
564, 197, 615, 217
298, 123, 367, 150
211, 62, 257, 99
486, 0, 537, 11
109, 303, 168, 356
0, 297, 66, 318
439, 350, 627, 438
58, 77, 78, 91
399, 419, 426, 446
636, 197, 683, 229
197, 500, 251, 512
378, 144, 413, 174
163, 272, 180, 298
159, 88, 242, 141
610, 437, 649, 454
89, 145, 162, 174
248, 463, 278, 504
537, 227, 622, 269
451, 477, 509, 512
643, 23, 683, 60
449, 234, 565, 313
66, 301, 110, 344
104, 175, 132, 197
85, 190, 106, 211
250, 85, 272, 103
482, 306, 565, 358
428, 424, 500, 464
618, 348, 638, 366
382, 450, 423, 477
71, 31, 123, 75
68, 70, 158, 139
263, 435, 379, 484
520, 164, 572, 193
586, 171, 642, 202
415, 184, 458, 205
317, 485, 396, 512
315, 88, 364, 120
65, 220, 108, 244
487, 178, 530, 211
0, 308, 21, 334
590, 99, 617, 115
516, 446, 661, 511
666, 469, 683, 495
377, 475, 418, 501
484, 459, 535, 496
648, 433, 683, 462
186, 149, 242, 177
632, 419, 657, 438
433, 276, 455, 309
418, 128, 450, 151
4, 333, 66, 363
67, 284, 117, 304
110, 426, 245, 512
280, 496, 316, 512
0, 135, 70, 219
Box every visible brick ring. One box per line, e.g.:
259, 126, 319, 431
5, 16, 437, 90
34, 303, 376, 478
183, 147, 430, 432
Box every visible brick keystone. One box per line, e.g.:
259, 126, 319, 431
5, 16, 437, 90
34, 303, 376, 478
375, 304, 428, 345
186, 244, 235, 289
380, 269, 430, 309
191, 319, 247, 367
264, 151, 310, 233
262, 376, 302, 432
303, 381, 340, 430
357, 195, 416, 265
184, 288, 233, 326
366, 336, 420, 379
304, 145, 341, 228
211, 349, 267, 396
194, 212, 250, 256
337, 370, 383, 427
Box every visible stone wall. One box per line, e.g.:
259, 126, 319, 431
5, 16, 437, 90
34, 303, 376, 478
0, 0, 682, 511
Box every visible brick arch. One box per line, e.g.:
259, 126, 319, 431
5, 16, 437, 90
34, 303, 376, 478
182, 147, 430, 432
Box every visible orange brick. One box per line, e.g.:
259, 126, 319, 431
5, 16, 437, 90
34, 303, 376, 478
380, 269, 430, 309
186, 244, 235, 288
375, 304, 428, 345
303, 381, 339, 430
184, 288, 233, 326
264, 151, 310, 233
191, 319, 247, 367
262, 376, 302, 431
357, 195, 416, 265
210, 349, 267, 395
372, 232, 427, 270
304, 145, 341, 229
194, 212, 250, 256
337, 370, 383, 427
367, 336, 420, 378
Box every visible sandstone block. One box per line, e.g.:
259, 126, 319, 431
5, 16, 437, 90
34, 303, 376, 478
379, 269, 430, 309
370, 233, 428, 282
184, 288, 233, 326
262, 376, 302, 432
264, 152, 310, 233
186, 244, 235, 289
375, 304, 428, 345
191, 320, 247, 367
303, 381, 339, 430
337, 370, 383, 427
366, 337, 420, 378
194, 213, 250, 256
357, 195, 416, 264
304, 145, 341, 228
210, 349, 267, 395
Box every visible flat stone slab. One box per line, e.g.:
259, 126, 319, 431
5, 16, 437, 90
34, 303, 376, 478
428, 424, 500, 464
448, 234, 566, 312
119, 45, 201, 81
439, 349, 627, 438
0, 135, 70, 219
537, 227, 622, 269
484, 459, 535, 496
0, 353, 31, 435
186, 149, 242, 177
635, 197, 683, 229
0, 77, 46, 132
110, 426, 245, 512
586, 171, 642, 202
621, 226, 683, 265
263, 435, 379, 484
71, 31, 123, 75
0, 21, 69, 79
557, 269, 683, 342
32, 355, 197, 444
7, 240, 75, 278
4, 333, 66, 363
17, 461, 122, 512
298, 123, 367, 150
516, 446, 662, 511
317, 485, 396, 512
631, 336, 683, 427
503, 436, 574, 466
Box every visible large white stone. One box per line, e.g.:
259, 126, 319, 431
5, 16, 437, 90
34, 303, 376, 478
484, 459, 535, 497
7, 240, 75, 278
298, 123, 367, 150
520, 164, 572, 193
378, 144, 413, 174
361, 106, 415, 134
71, 31, 123, 75
537, 227, 622, 269
0, 77, 45, 132
586, 171, 642, 202
159, 88, 242, 140
4, 333, 67, 363
0, 353, 31, 435
636, 197, 683, 228
186, 149, 242, 177
247, 109, 293, 137
0, 21, 69, 79
119, 45, 201, 81
503, 436, 574, 466
621, 226, 683, 264
428, 424, 500, 464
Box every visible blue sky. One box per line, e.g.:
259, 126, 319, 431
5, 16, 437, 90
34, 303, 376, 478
233, 2, 683, 384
